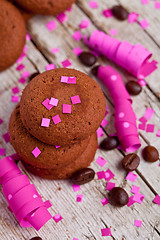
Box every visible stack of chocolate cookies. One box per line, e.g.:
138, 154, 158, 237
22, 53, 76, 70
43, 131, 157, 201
9, 68, 106, 179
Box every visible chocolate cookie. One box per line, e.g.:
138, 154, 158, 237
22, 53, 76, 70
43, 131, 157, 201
21, 133, 97, 179
20, 68, 106, 146
9, 104, 91, 169
14, 0, 75, 15
0, 0, 26, 71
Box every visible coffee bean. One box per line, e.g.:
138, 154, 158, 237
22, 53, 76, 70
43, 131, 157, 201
108, 187, 129, 207
122, 153, 140, 171
79, 52, 97, 67
126, 81, 142, 95
142, 146, 159, 162
70, 168, 95, 185
29, 237, 42, 240
91, 65, 100, 76
100, 136, 119, 151
28, 72, 39, 82
111, 5, 128, 21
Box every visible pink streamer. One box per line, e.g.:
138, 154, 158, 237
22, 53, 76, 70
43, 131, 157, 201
97, 66, 141, 152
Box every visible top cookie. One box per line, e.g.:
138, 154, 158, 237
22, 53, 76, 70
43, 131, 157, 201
20, 68, 106, 146
14, 0, 75, 15
0, 0, 26, 71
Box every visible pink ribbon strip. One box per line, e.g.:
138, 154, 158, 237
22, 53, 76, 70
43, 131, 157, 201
0, 156, 52, 231
84, 30, 158, 78
97, 65, 141, 152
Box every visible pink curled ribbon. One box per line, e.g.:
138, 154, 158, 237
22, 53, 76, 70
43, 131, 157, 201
0, 156, 52, 231
84, 30, 158, 78
97, 65, 141, 152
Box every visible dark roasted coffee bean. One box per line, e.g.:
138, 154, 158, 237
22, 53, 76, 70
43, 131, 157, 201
28, 72, 39, 82
122, 153, 140, 171
29, 237, 42, 240
142, 146, 159, 162
111, 5, 128, 21
100, 136, 119, 151
79, 52, 97, 66
126, 81, 142, 95
91, 65, 100, 76
70, 168, 95, 185
108, 187, 129, 207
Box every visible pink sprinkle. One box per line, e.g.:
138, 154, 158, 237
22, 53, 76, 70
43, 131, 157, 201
97, 171, 105, 179
16, 64, 25, 71
134, 220, 142, 227
133, 192, 144, 204
61, 59, 72, 68
73, 47, 83, 56
49, 97, 59, 106
63, 104, 72, 114
96, 128, 104, 138
101, 118, 108, 128
23, 46, 28, 53
138, 122, 146, 130
137, 79, 147, 86
155, 2, 160, 9
61, 76, 68, 83
12, 86, 19, 94
127, 196, 136, 207
0, 118, 3, 124
96, 156, 107, 167
22, 71, 30, 78
101, 228, 112, 237
32, 147, 41, 158
52, 115, 61, 125
126, 172, 137, 182
71, 95, 81, 104
46, 20, 57, 31
76, 194, 83, 202
89, 1, 98, 8
106, 182, 115, 191
42, 98, 54, 110
41, 118, 50, 127
72, 184, 81, 192
11, 95, 19, 103
56, 12, 68, 23
146, 124, 155, 133
19, 77, 26, 84
44, 200, 52, 208
128, 12, 139, 23
26, 34, 31, 41
109, 29, 118, 36
45, 63, 55, 70
131, 185, 140, 194
139, 19, 149, 29
55, 145, 61, 149
51, 48, 59, 54
67, 77, 76, 84
16, 52, 26, 63
104, 169, 115, 181
153, 195, 160, 205
139, 116, 147, 123
156, 130, 160, 137
73, 238, 79, 240
143, 107, 154, 120
103, 9, 113, 18
0, 148, 6, 156
79, 19, 90, 29
72, 31, 82, 41
141, 0, 149, 4
3, 133, 10, 143
53, 213, 63, 223
101, 198, 109, 206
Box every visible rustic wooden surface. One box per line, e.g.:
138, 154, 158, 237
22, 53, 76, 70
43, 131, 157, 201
0, 0, 160, 239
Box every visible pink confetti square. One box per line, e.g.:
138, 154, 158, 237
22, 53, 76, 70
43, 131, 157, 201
97, 171, 105, 179
61, 59, 72, 68
52, 115, 61, 124
89, 1, 98, 8
146, 124, 155, 133
138, 122, 146, 130
96, 128, 104, 138
128, 12, 139, 23
133, 192, 144, 204
134, 220, 142, 227
73, 239, 79, 240
104, 169, 115, 181
51, 48, 59, 54
61, 76, 68, 83
53, 213, 63, 223
0, 118, 3, 124
155, 2, 160, 9
49, 97, 59, 106
143, 108, 154, 120
139, 19, 149, 29
26, 34, 31, 41
16, 64, 25, 71
72, 31, 82, 41
19, 77, 26, 84
139, 116, 147, 123
106, 182, 115, 191
0, 148, 6, 156
96, 156, 107, 167
79, 19, 90, 29
73, 47, 83, 56
3, 132, 10, 143
71, 95, 81, 104
11, 95, 19, 103
109, 29, 118, 36
137, 79, 147, 86
127, 196, 136, 207
42, 98, 54, 110
45, 63, 55, 70
63, 104, 72, 113
156, 130, 160, 137
131, 185, 140, 194
153, 195, 160, 205
101, 198, 109, 206
67, 77, 76, 84
12, 86, 19, 94
32, 147, 41, 158
126, 172, 137, 182
101, 118, 108, 128
141, 0, 149, 4
22, 71, 30, 78
56, 12, 68, 23
101, 228, 112, 237
72, 184, 81, 192
76, 194, 83, 202
103, 9, 113, 18
46, 20, 57, 31
41, 118, 50, 127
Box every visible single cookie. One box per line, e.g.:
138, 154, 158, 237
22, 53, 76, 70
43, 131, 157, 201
20, 68, 106, 146
0, 0, 26, 71
21, 133, 97, 179
14, 0, 75, 15
9, 104, 91, 169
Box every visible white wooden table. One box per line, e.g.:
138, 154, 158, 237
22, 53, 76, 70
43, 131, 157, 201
0, 0, 160, 239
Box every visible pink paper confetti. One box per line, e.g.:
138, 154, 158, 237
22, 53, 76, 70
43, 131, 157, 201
32, 147, 41, 158
42, 98, 54, 110
3, 133, 10, 143
89, 1, 98, 8
16, 64, 25, 71
96, 156, 107, 167
141, 0, 149, 4
63, 104, 72, 113
26, 34, 31, 41
73, 47, 83, 56
52, 115, 61, 124
97, 171, 105, 179
139, 116, 147, 123
0, 148, 5, 156
46, 20, 57, 31
146, 124, 155, 133
101, 228, 112, 237
11, 95, 19, 103
22, 71, 30, 78
104, 169, 115, 181
49, 97, 59, 106
127, 196, 136, 207
109, 29, 118, 36
103, 9, 113, 18
67, 77, 76, 84
138, 122, 146, 130
126, 172, 137, 182
76, 194, 83, 202
101, 118, 108, 128
143, 108, 154, 120
134, 220, 142, 227
106, 182, 115, 191
153, 195, 160, 205
61, 59, 72, 68
41, 118, 50, 127
96, 128, 104, 138
101, 198, 109, 206
155, 2, 160, 9
12, 86, 19, 94
45, 64, 55, 70
0, 118, 3, 124
139, 19, 149, 29
133, 192, 144, 204
131, 185, 140, 194
56, 12, 68, 23
51, 48, 59, 54
53, 213, 63, 223
72, 184, 81, 192
72, 31, 82, 41
71, 95, 81, 104
137, 79, 147, 86
79, 19, 90, 29
61, 76, 68, 83
19, 78, 26, 84
73, 239, 79, 240
128, 12, 139, 23
156, 130, 160, 137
